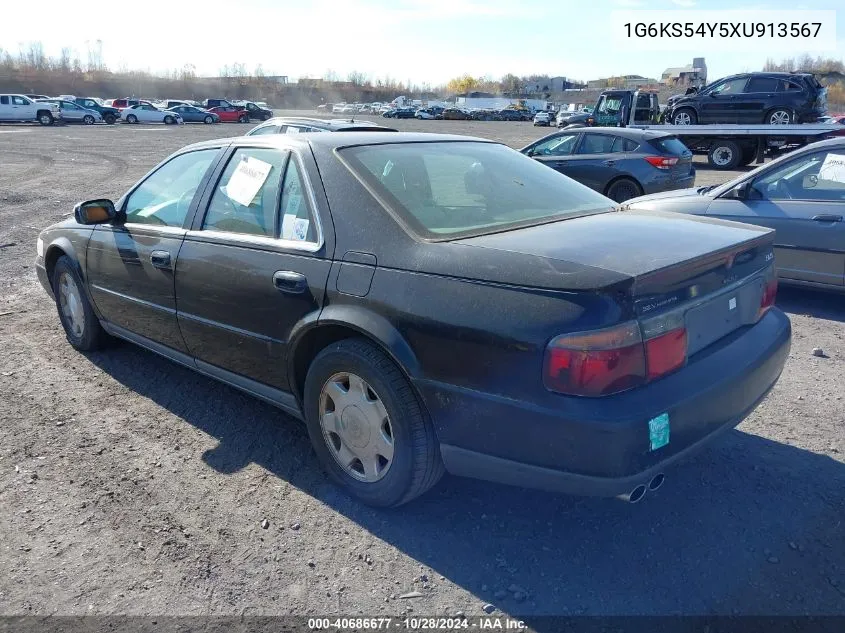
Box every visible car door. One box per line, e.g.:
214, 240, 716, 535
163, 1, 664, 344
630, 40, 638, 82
554, 133, 621, 192
699, 76, 748, 124
85, 147, 225, 352
9, 95, 33, 121
0, 95, 11, 120
739, 76, 780, 123
61, 102, 83, 122
175, 145, 333, 393
707, 148, 845, 287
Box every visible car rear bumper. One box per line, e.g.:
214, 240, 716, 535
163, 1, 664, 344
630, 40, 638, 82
644, 171, 696, 194
415, 308, 791, 497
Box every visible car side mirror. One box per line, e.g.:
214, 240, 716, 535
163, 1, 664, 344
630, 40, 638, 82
74, 199, 119, 225
724, 181, 749, 200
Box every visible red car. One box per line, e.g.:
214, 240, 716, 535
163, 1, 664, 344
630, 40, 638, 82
209, 106, 250, 123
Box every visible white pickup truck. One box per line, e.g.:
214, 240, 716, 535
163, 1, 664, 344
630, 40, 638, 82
0, 94, 61, 125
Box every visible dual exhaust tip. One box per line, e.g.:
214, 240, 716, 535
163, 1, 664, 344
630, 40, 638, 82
617, 473, 665, 504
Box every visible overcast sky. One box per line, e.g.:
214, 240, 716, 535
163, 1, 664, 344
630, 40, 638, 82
1, 0, 842, 86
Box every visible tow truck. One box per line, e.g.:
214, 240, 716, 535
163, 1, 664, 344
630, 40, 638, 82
565, 89, 842, 170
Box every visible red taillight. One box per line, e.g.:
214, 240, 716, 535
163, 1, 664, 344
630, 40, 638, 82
544, 320, 689, 397
644, 156, 679, 169
645, 327, 687, 380
758, 277, 778, 318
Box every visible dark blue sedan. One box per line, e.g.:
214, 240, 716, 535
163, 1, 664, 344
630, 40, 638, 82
165, 105, 219, 124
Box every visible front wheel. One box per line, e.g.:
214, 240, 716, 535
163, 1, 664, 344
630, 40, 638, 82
126, 114, 138, 124
262, 113, 271, 121
163, 115, 175, 125
672, 108, 697, 126
38, 111, 54, 126
303, 339, 444, 507
104, 113, 117, 124
204, 115, 214, 124
606, 178, 643, 203
83, 115, 95, 125
52, 255, 109, 351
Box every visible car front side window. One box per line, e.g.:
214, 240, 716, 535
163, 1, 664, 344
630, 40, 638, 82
124, 149, 219, 227
710, 77, 748, 95
531, 134, 579, 156
750, 150, 845, 201
202, 148, 288, 237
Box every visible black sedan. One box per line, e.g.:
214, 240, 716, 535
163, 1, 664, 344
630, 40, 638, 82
35, 133, 790, 507
382, 107, 416, 119
521, 128, 696, 202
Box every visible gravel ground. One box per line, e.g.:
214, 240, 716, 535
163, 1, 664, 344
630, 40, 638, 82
0, 113, 843, 623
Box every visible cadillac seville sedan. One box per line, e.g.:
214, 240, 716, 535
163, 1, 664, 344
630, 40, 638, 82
35, 132, 791, 507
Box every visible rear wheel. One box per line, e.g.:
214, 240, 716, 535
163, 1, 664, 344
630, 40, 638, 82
605, 178, 643, 203
708, 140, 742, 170
672, 108, 697, 126
767, 108, 792, 125
204, 115, 214, 124
303, 338, 444, 507
83, 115, 95, 125
262, 113, 271, 121
741, 146, 757, 166
238, 115, 249, 123
104, 113, 117, 124
52, 256, 109, 351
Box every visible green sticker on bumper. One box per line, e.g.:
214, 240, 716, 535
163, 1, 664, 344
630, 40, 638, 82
648, 413, 670, 451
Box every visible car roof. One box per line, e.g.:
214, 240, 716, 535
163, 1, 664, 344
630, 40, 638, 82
557, 127, 674, 140
255, 117, 395, 131
183, 131, 496, 154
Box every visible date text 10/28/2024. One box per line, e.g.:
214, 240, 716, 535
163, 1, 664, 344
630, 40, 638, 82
308, 617, 528, 630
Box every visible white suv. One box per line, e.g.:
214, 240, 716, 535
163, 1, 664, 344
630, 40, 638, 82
0, 94, 61, 125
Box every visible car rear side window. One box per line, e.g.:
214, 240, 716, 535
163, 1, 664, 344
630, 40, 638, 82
577, 134, 616, 154
613, 137, 640, 152
340, 141, 612, 240
778, 80, 803, 92
279, 158, 319, 243
746, 77, 780, 92
0, 96, 8, 105
125, 149, 219, 227
648, 137, 690, 156
203, 148, 288, 237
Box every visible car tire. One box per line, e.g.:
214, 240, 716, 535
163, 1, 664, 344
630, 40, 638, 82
126, 114, 138, 124
605, 177, 643, 203
741, 146, 757, 166
52, 255, 110, 352
164, 115, 175, 125
204, 115, 214, 124
83, 115, 95, 125
303, 338, 444, 507
766, 108, 793, 125
708, 140, 742, 169
672, 108, 697, 126
238, 115, 249, 123
104, 113, 117, 125
37, 111, 54, 126
262, 113, 271, 121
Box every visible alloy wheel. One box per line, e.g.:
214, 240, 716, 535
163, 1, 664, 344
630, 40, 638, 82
58, 272, 85, 338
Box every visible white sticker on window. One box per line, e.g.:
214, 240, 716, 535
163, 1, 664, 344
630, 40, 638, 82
819, 153, 845, 184
224, 156, 273, 206
282, 213, 309, 241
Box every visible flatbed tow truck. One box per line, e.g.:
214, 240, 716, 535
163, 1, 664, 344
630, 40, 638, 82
566, 89, 844, 170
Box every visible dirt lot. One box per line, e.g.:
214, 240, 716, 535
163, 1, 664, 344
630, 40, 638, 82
1, 113, 844, 623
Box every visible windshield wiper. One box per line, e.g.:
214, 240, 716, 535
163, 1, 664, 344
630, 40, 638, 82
697, 184, 717, 194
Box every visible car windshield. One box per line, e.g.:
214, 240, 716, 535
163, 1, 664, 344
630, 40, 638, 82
340, 141, 613, 240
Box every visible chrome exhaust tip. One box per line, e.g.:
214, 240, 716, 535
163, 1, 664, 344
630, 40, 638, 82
617, 484, 647, 504
648, 473, 666, 492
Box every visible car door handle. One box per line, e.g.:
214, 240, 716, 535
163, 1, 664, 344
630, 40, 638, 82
811, 214, 842, 222
603, 160, 616, 166
150, 250, 171, 268
273, 270, 307, 294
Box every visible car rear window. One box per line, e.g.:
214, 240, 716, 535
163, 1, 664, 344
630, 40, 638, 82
339, 141, 613, 240
648, 136, 690, 156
